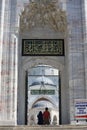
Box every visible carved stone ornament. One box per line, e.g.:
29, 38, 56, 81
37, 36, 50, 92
20, 0, 67, 32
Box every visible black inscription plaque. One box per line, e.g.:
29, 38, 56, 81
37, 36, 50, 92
22, 39, 64, 56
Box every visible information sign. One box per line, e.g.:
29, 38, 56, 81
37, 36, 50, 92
75, 99, 87, 119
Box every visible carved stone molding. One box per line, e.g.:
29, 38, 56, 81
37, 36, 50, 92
20, 0, 67, 32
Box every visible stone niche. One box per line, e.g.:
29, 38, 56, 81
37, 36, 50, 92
17, 0, 69, 125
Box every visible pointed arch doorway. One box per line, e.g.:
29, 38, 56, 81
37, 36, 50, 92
17, 55, 69, 125
17, 0, 69, 125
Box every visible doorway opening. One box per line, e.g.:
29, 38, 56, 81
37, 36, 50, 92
25, 64, 61, 125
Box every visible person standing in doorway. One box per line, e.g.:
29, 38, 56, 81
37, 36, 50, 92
43, 107, 50, 125
37, 111, 43, 125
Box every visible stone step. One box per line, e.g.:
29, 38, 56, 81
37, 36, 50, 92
0, 125, 87, 130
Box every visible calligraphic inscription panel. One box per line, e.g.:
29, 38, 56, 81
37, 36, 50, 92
22, 39, 64, 56
31, 90, 55, 95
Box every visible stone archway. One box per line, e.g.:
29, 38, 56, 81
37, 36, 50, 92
28, 95, 59, 125
17, 0, 69, 125
17, 56, 69, 125
31, 96, 56, 109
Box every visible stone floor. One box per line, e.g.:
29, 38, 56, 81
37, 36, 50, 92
0, 125, 87, 130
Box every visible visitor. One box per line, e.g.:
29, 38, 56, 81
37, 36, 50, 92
43, 107, 50, 125
37, 111, 43, 125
